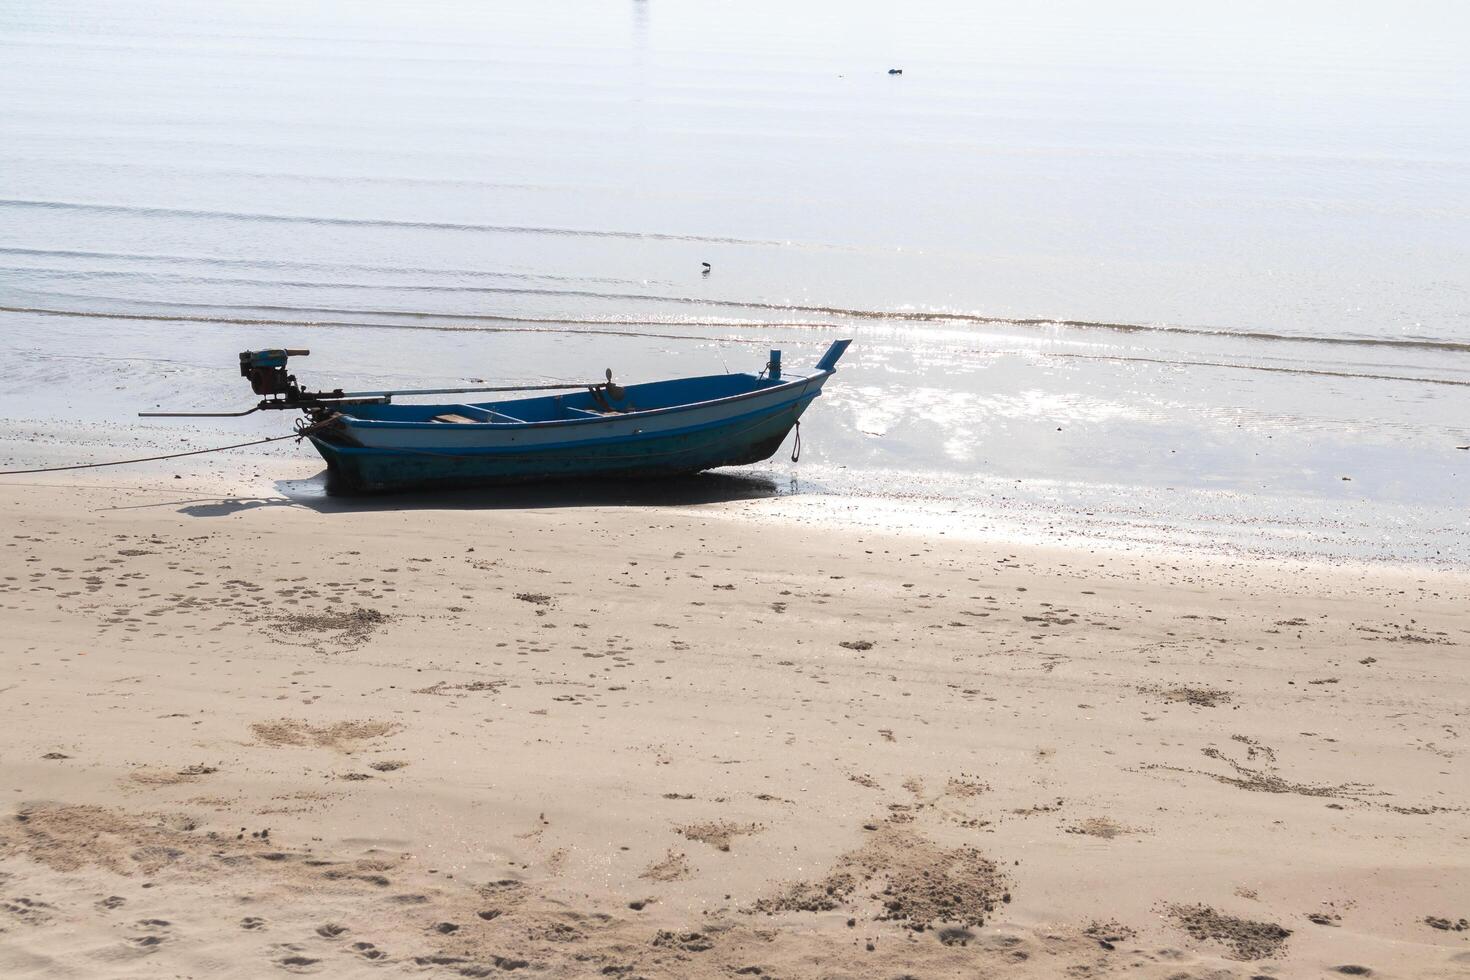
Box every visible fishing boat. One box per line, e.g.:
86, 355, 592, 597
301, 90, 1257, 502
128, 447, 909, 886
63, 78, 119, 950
184, 340, 850, 493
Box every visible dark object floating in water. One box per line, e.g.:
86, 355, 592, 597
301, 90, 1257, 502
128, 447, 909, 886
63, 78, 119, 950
888, 68, 903, 75
146, 342, 852, 494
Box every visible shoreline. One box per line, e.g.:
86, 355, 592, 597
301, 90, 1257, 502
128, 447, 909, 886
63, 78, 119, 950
2, 299, 1466, 574
2, 477, 1467, 977
5, 451, 1465, 576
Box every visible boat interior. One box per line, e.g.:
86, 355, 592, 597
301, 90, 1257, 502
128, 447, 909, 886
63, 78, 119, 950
344, 372, 792, 425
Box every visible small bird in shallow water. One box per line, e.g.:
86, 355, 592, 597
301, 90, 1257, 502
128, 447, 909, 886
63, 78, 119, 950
888, 68, 903, 75
701, 262, 711, 274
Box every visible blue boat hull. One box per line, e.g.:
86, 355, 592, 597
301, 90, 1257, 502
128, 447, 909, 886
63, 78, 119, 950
309, 391, 816, 493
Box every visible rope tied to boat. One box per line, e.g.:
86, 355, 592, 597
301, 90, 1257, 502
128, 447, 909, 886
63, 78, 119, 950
1, 391, 811, 478
0, 416, 338, 477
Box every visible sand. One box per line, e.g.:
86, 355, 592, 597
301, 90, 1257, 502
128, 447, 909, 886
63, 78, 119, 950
1, 476, 1468, 978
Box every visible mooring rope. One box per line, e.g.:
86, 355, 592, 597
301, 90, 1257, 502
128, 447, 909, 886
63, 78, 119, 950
0, 419, 334, 477
0, 386, 816, 478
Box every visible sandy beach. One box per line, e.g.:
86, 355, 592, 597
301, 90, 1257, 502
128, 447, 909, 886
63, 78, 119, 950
2, 0, 1467, 975
2, 474, 1466, 978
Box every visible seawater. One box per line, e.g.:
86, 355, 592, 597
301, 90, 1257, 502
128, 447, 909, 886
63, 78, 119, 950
1, 0, 1466, 564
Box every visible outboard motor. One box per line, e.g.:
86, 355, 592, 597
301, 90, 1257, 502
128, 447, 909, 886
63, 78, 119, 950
239, 349, 309, 398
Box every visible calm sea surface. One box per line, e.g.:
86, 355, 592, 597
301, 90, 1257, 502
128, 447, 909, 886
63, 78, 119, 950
1, 1, 1467, 563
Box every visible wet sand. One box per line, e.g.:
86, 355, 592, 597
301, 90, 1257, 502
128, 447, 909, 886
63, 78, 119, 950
1, 476, 1467, 978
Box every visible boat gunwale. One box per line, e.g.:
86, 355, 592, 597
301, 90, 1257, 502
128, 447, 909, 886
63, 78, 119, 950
330, 371, 826, 432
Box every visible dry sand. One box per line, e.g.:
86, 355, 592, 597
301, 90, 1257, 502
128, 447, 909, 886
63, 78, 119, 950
1, 476, 1468, 978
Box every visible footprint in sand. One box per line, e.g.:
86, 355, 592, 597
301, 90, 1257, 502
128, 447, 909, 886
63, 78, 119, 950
3, 896, 55, 926
275, 953, 322, 973
640, 849, 693, 882
129, 934, 166, 950
123, 920, 171, 953
350, 941, 387, 960
1165, 903, 1292, 960
676, 820, 763, 852
261, 607, 389, 652
1065, 816, 1141, 840
250, 719, 400, 752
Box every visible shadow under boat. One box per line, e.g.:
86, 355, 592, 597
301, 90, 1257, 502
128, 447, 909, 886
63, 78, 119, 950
171, 467, 804, 518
